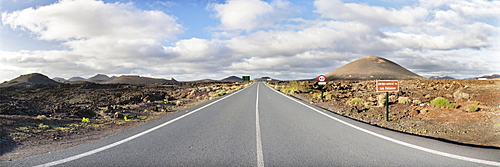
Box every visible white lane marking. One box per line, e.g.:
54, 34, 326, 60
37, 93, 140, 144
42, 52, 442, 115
263, 83, 500, 166
34, 85, 252, 167
255, 83, 265, 167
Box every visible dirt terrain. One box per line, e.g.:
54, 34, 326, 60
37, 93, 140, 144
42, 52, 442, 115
269, 79, 500, 147
0, 81, 250, 161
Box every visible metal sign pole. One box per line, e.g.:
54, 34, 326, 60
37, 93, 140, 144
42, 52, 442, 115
320, 85, 324, 101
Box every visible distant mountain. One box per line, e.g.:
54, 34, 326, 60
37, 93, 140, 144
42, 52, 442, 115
193, 79, 218, 82
220, 76, 243, 82
87, 74, 112, 83
253, 77, 280, 81
0, 73, 59, 87
477, 74, 500, 79
325, 56, 425, 80
68, 77, 85, 81
430, 75, 455, 79
52, 77, 67, 82
106, 75, 177, 84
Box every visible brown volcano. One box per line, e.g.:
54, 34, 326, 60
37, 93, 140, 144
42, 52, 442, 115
325, 56, 425, 80
220, 76, 243, 82
0, 73, 59, 87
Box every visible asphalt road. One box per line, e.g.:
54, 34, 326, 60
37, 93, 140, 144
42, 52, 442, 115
2, 82, 499, 166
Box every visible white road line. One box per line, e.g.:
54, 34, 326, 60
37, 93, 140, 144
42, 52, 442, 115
34, 85, 252, 167
263, 83, 500, 166
255, 83, 265, 167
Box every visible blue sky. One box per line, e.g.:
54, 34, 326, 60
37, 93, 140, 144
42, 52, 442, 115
0, 0, 499, 81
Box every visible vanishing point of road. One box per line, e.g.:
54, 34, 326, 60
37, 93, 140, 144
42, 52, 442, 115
3, 82, 500, 166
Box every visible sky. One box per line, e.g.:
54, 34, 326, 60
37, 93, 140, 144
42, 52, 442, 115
0, 0, 499, 82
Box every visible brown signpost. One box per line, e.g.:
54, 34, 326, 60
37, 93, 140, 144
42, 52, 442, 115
376, 80, 399, 121
376, 80, 399, 92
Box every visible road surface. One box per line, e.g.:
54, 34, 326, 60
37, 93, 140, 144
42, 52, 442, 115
2, 82, 499, 166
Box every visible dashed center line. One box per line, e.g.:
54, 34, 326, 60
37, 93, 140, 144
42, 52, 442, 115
255, 83, 265, 167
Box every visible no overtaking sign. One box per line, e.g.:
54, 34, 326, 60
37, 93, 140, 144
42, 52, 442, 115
318, 75, 326, 85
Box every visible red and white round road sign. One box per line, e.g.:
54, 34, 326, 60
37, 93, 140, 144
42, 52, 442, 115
317, 75, 326, 82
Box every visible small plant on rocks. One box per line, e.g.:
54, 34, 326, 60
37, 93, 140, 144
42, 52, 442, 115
430, 97, 457, 109
81, 117, 90, 123
37, 123, 51, 129
412, 100, 422, 105
464, 105, 479, 112
36, 115, 49, 120
347, 98, 366, 106
398, 97, 411, 104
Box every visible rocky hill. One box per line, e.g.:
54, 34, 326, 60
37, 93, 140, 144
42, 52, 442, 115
477, 74, 500, 79
87, 74, 114, 83
220, 76, 243, 82
0, 73, 59, 87
430, 75, 455, 79
106, 75, 177, 84
68, 77, 85, 81
193, 79, 218, 82
325, 56, 425, 80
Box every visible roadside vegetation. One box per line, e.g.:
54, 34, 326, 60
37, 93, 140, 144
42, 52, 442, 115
265, 79, 500, 147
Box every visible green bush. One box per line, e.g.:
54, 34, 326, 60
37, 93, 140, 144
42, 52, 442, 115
313, 92, 335, 100
347, 98, 366, 106
398, 97, 411, 104
312, 93, 322, 99
323, 92, 336, 100
347, 98, 373, 107
81, 117, 90, 123
37, 123, 51, 129
412, 100, 422, 104
36, 115, 49, 120
288, 87, 298, 93
430, 97, 457, 109
465, 105, 478, 112
364, 102, 374, 106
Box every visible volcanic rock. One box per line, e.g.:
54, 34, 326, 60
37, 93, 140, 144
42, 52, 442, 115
325, 56, 425, 80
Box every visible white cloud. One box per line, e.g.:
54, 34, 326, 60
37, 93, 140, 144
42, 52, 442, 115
314, 0, 428, 27
0, 0, 185, 81
2, 0, 182, 41
1, 0, 499, 82
165, 38, 224, 62
1, 0, 183, 60
210, 0, 291, 31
